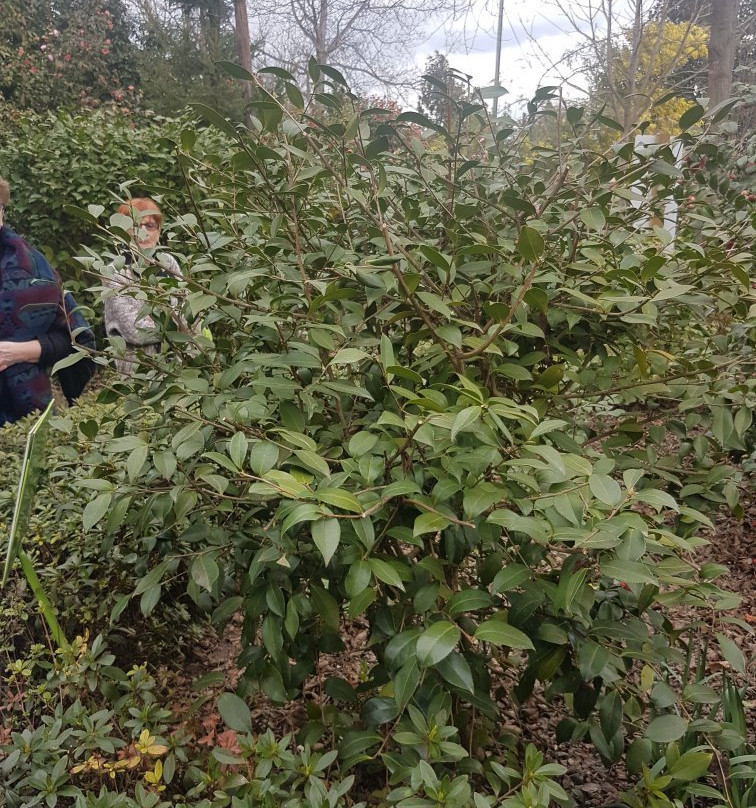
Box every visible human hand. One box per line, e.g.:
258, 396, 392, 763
0, 340, 42, 371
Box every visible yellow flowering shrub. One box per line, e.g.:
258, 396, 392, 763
612, 21, 709, 132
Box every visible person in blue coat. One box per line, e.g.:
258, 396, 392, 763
0, 177, 95, 425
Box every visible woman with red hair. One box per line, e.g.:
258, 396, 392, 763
103, 196, 185, 374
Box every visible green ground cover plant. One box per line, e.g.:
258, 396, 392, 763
1, 66, 754, 807
0, 401, 200, 665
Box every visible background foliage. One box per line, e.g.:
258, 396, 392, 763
0, 0, 137, 114
0, 111, 189, 261
133, 0, 250, 120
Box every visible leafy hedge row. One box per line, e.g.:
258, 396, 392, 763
0, 109, 203, 268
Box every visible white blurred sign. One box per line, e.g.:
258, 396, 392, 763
633, 134, 684, 245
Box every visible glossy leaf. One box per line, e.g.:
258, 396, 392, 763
475, 620, 534, 650
217, 692, 253, 733
645, 714, 688, 743
312, 518, 341, 565
517, 226, 544, 261
416, 621, 461, 667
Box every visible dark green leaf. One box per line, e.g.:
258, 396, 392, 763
447, 589, 493, 615
416, 621, 460, 667
578, 640, 609, 679
517, 226, 544, 261
190, 103, 240, 139
716, 634, 745, 674
589, 474, 622, 507
369, 558, 406, 590
645, 715, 688, 742
679, 104, 704, 130
393, 658, 420, 708
312, 518, 340, 565
434, 651, 474, 693
474, 620, 534, 650
362, 697, 400, 726
217, 692, 252, 733
191, 554, 219, 592
491, 564, 531, 593
216, 61, 255, 81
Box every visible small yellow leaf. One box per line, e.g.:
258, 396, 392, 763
136, 729, 158, 754
144, 759, 163, 785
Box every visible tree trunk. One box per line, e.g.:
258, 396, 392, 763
708, 0, 738, 106
233, 0, 253, 101
315, 0, 329, 64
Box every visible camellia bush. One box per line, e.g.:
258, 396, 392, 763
11, 65, 755, 806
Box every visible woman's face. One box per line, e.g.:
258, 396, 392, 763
134, 214, 161, 249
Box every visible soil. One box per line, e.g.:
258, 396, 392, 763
169, 493, 755, 807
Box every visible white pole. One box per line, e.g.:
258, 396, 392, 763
493, 0, 504, 119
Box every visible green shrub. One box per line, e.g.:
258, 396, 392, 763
9, 67, 756, 806
0, 399, 201, 664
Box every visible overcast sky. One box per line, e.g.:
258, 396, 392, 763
413, 0, 622, 108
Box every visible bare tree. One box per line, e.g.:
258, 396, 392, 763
707, 0, 739, 105
248, 0, 471, 92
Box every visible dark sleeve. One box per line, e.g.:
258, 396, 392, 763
29, 251, 97, 404
37, 324, 96, 405
38, 328, 74, 366
59, 292, 98, 405
58, 355, 96, 406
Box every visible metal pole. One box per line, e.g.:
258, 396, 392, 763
492, 0, 504, 118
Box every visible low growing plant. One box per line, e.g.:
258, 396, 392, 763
0, 399, 201, 664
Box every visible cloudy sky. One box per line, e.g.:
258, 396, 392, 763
413, 0, 629, 107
